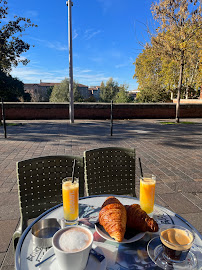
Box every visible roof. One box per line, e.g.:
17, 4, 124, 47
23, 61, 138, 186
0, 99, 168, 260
77, 84, 88, 88
24, 82, 60, 87
24, 84, 38, 86
39, 82, 60, 86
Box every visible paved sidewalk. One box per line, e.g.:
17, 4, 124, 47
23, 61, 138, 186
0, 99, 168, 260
0, 119, 202, 270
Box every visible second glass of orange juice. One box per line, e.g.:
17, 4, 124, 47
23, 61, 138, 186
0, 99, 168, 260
140, 174, 156, 214
62, 177, 79, 225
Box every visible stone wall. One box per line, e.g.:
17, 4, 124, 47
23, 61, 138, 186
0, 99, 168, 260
173, 99, 202, 104
1, 102, 202, 120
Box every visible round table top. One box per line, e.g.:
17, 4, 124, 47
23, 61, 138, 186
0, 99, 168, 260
15, 195, 202, 270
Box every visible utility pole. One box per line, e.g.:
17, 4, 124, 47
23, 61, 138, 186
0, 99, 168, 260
66, 0, 74, 123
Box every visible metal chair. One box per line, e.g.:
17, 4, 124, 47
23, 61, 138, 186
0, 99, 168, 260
84, 147, 136, 197
13, 155, 84, 249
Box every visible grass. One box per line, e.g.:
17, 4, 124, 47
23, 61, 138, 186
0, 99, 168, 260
0, 122, 24, 126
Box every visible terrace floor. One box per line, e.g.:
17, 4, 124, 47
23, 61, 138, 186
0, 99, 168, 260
0, 118, 202, 270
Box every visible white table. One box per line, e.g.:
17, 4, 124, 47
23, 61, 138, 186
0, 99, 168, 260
15, 195, 202, 270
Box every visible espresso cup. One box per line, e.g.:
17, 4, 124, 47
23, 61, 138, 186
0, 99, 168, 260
52, 225, 93, 270
160, 225, 194, 263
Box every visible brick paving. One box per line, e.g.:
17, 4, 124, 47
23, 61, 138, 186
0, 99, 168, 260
0, 119, 202, 270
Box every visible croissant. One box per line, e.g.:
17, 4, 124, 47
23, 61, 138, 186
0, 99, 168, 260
125, 204, 159, 232
99, 196, 127, 242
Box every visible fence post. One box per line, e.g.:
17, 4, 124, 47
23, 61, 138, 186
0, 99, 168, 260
1, 98, 7, 138
110, 100, 113, 136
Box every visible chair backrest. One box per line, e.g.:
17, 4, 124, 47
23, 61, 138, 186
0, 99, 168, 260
84, 147, 136, 197
17, 155, 84, 231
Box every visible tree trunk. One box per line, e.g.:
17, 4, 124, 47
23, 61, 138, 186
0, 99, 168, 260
176, 51, 184, 123
185, 87, 189, 99
171, 91, 173, 100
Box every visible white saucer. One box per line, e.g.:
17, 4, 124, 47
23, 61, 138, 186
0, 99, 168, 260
95, 223, 145, 243
39, 245, 107, 270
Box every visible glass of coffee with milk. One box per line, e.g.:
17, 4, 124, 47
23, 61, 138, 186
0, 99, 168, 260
52, 226, 93, 270
160, 225, 194, 263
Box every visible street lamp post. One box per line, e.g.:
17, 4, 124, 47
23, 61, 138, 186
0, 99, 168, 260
66, 0, 74, 123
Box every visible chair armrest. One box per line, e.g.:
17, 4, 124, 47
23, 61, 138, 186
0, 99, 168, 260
13, 225, 23, 251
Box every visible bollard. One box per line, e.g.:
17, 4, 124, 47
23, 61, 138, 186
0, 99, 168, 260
1, 98, 7, 138
110, 100, 113, 136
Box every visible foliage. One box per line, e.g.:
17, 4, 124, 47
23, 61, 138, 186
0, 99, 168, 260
50, 78, 70, 102
49, 78, 84, 102
114, 84, 132, 103
47, 86, 53, 101
74, 85, 84, 102
150, 0, 202, 122
99, 78, 120, 102
136, 85, 170, 103
99, 78, 133, 103
134, 47, 163, 90
84, 96, 96, 102
134, 0, 202, 116
0, 69, 30, 101
0, 0, 37, 72
142, 88, 170, 103
0, 0, 36, 101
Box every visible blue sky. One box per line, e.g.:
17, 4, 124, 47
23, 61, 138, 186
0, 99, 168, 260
9, 0, 155, 90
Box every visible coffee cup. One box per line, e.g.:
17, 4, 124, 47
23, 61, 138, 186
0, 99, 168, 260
52, 225, 93, 270
160, 225, 194, 263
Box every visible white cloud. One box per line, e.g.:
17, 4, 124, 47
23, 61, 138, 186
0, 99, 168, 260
11, 67, 67, 83
97, 0, 113, 12
47, 41, 68, 51
73, 29, 78, 40
30, 37, 68, 51
84, 29, 102, 40
25, 10, 39, 18
115, 57, 134, 68
97, 0, 122, 13
90, 56, 104, 63
11, 65, 112, 86
74, 67, 110, 85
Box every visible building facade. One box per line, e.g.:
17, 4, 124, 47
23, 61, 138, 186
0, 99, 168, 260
24, 81, 60, 102
24, 81, 100, 102
88, 86, 100, 101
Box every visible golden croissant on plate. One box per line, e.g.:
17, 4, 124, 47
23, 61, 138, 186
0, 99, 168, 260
125, 204, 159, 232
99, 196, 127, 242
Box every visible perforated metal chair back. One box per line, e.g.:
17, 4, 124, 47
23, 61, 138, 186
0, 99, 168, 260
13, 155, 84, 249
84, 147, 136, 197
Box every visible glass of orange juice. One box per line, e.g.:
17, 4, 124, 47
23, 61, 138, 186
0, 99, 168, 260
62, 177, 79, 225
140, 174, 156, 214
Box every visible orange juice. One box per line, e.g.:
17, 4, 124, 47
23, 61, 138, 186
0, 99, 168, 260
62, 178, 79, 223
140, 175, 156, 214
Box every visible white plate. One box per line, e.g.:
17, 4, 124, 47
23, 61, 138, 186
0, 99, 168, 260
39, 245, 107, 270
95, 223, 145, 244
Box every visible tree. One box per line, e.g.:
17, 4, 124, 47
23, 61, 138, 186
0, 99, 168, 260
99, 78, 120, 102
136, 85, 170, 103
99, 81, 106, 101
84, 96, 96, 102
50, 78, 70, 102
0, 0, 37, 101
49, 79, 83, 102
0, 0, 37, 72
74, 85, 84, 102
114, 84, 132, 103
134, 46, 164, 91
134, 31, 201, 101
0, 70, 31, 101
150, 0, 202, 122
